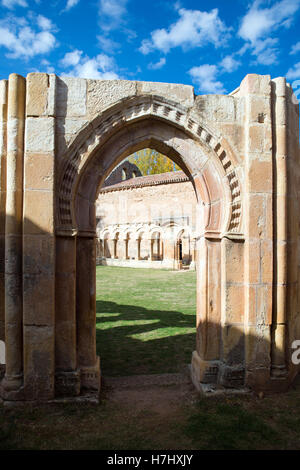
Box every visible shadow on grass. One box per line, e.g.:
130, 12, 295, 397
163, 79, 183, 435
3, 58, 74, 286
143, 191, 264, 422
96, 300, 195, 377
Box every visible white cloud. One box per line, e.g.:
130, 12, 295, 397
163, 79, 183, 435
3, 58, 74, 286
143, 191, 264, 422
251, 37, 279, 65
239, 0, 300, 43
188, 64, 225, 94
0, 14, 57, 59
1, 0, 27, 8
97, 35, 119, 53
60, 49, 82, 67
286, 62, 300, 80
239, 0, 300, 64
220, 55, 241, 73
37, 15, 54, 31
147, 57, 166, 70
98, 0, 128, 31
139, 7, 230, 55
60, 50, 119, 79
290, 41, 300, 55
64, 0, 80, 11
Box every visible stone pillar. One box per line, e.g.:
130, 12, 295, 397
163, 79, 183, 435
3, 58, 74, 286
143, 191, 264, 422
240, 74, 274, 390
23, 73, 56, 401
112, 238, 117, 258
55, 236, 80, 396
271, 77, 288, 377
76, 236, 100, 392
189, 238, 197, 270
2, 74, 25, 397
191, 236, 222, 387
176, 240, 182, 270
149, 238, 153, 261
125, 238, 129, 259
219, 237, 245, 388
0, 80, 7, 347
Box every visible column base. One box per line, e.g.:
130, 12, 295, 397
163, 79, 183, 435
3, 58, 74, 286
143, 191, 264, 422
219, 364, 245, 388
55, 370, 81, 397
0, 373, 24, 401
80, 356, 101, 392
191, 351, 246, 391
191, 350, 220, 386
271, 364, 288, 379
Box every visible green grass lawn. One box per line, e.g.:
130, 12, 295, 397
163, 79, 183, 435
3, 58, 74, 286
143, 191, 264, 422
2, 265, 300, 450
96, 266, 197, 376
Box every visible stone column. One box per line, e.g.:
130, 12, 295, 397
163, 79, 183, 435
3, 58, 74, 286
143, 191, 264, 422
271, 77, 288, 377
124, 238, 129, 259
55, 235, 80, 396
219, 237, 245, 388
23, 73, 56, 401
2, 74, 25, 396
189, 238, 197, 270
191, 236, 221, 387
76, 236, 100, 391
148, 238, 153, 261
0, 80, 7, 346
112, 238, 117, 258
240, 74, 274, 390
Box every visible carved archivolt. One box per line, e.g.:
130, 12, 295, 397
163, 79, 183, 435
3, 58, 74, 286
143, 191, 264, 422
57, 95, 242, 236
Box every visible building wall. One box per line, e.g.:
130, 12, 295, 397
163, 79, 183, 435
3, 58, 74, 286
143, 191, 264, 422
97, 179, 197, 227
96, 177, 197, 269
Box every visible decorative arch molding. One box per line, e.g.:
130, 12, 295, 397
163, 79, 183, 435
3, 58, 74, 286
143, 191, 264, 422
56, 95, 243, 239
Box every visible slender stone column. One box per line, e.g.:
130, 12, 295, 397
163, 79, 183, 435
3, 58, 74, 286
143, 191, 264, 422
76, 235, 100, 391
3, 74, 25, 393
191, 236, 209, 385
0, 80, 8, 346
271, 77, 288, 377
148, 238, 153, 261
189, 238, 197, 270
112, 238, 117, 258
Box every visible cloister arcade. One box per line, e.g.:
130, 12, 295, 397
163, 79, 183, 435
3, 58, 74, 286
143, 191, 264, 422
97, 223, 195, 270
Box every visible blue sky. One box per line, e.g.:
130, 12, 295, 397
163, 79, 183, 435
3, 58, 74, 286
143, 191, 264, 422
0, 0, 300, 95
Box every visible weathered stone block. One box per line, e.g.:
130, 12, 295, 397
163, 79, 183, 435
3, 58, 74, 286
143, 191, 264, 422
23, 273, 54, 326
137, 81, 194, 108
24, 153, 54, 190
26, 73, 48, 117
25, 117, 55, 153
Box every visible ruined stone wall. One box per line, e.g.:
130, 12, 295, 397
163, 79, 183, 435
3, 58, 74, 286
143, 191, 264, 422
0, 72, 299, 403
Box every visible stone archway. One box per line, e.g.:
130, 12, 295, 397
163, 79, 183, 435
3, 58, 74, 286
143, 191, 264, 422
55, 113, 235, 397
0, 72, 299, 403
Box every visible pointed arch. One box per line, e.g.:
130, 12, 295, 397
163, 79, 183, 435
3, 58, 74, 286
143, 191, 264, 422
56, 95, 243, 239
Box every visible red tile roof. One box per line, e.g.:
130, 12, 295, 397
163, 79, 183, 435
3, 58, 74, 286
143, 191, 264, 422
100, 170, 189, 193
